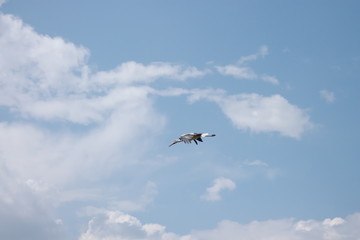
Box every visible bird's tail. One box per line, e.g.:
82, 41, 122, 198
201, 133, 216, 137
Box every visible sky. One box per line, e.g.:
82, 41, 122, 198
0, 0, 360, 239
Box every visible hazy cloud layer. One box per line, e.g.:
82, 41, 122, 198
0, 165, 68, 240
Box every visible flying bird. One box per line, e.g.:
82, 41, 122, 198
168, 133, 216, 147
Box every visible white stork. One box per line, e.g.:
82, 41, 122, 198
168, 133, 216, 147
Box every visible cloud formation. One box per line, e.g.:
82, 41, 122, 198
0, 11, 207, 238
215, 45, 279, 85
0, 8, 318, 240
0, 12, 208, 124
79, 211, 167, 240
187, 89, 312, 139
201, 177, 236, 201
183, 214, 360, 240
79, 211, 360, 240
0, 11, 210, 188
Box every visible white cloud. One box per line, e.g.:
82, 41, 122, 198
187, 89, 312, 139
237, 45, 269, 64
182, 215, 360, 240
320, 90, 335, 103
0, 12, 208, 124
215, 45, 278, 85
92, 61, 209, 86
260, 74, 279, 85
216, 65, 257, 79
79, 211, 360, 240
0, 10, 215, 189
0, 9, 319, 240
79, 210, 168, 240
219, 94, 312, 138
0, 11, 215, 239
201, 177, 236, 201
0, 98, 164, 186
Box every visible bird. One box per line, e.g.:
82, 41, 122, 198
168, 133, 216, 147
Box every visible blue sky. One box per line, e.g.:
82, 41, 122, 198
0, 0, 360, 239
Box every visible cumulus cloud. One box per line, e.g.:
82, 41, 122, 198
219, 94, 311, 138
0, 12, 208, 124
79, 210, 168, 240
215, 45, 279, 85
182, 214, 360, 240
201, 177, 236, 201
320, 90, 335, 103
187, 89, 312, 139
79, 211, 360, 240
0, 10, 212, 188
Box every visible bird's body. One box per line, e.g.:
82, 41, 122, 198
169, 133, 216, 147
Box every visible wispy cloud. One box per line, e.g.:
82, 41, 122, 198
92, 61, 209, 86
243, 160, 281, 180
244, 159, 269, 167
320, 90, 335, 103
201, 177, 236, 201
216, 65, 257, 79
237, 45, 269, 64
215, 46, 279, 85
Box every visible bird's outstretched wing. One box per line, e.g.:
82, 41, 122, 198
168, 139, 181, 147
